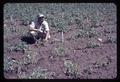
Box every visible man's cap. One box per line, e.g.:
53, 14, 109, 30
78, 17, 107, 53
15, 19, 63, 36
38, 13, 45, 18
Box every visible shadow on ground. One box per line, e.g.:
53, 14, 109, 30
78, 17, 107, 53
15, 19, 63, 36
21, 36, 36, 44
20, 31, 47, 44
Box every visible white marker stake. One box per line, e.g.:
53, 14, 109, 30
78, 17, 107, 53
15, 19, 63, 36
62, 31, 64, 43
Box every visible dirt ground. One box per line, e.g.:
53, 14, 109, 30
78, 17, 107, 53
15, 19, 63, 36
4, 3, 117, 79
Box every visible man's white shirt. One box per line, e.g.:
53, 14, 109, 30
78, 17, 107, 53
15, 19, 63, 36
29, 21, 49, 32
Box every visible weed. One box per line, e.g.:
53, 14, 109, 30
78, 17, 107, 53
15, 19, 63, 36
22, 46, 39, 64
50, 18, 57, 27
75, 28, 99, 39
4, 56, 19, 72
104, 26, 116, 34
75, 17, 83, 29
28, 67, 56, 79
64, 60, 78, 79
57, 20, 68, 33
17, 72, 28, 79
9, 42, 27, 53
105, 36, 116, 44
86, 41, 100, 48
54, 46, 66, 56
22, 56, 31, 65
10, 26, 17, 32
17, 67, 47, 79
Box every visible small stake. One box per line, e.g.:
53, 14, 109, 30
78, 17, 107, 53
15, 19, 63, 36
62, 31, 64, 43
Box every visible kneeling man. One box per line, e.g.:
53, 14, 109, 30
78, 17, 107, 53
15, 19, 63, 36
29, 13, 50, 41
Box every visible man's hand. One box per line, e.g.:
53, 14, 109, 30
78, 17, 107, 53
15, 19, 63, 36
30, 28, 40, 32
44, 31, 50, 41
38, 29, 43, 33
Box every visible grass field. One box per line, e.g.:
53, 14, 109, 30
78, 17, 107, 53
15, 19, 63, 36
4, 3, 117, 79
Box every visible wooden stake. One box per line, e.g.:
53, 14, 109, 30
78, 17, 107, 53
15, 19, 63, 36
10, 15, 13, 22
62, 31, 64, 43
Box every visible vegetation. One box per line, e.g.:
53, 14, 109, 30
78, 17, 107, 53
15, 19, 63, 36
9, 42, 27, 53
64, 60, 78, 79
86, 41, 101, 48
4, 3, 116, 79
75, 28, 99, 39
54, 46, 65, 56
105, 36, 117, 44
4, 56, 18, 72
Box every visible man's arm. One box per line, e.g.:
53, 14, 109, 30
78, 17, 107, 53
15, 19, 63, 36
29, 22, 40, 32
43, 21, 50, 40
30, 28, 40, 32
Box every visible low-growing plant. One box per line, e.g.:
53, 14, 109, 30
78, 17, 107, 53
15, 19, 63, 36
10, 26, 17, 33
28, 67, 48, 79
86, 41, 101, 48
50, 18, 57, 27
104, 26, 116, 34
57, 21, 68, 33
17, 71, 28, 79
75, 28, 99, 39
64, 60, 78, 79
28, 67, 56, 79
54, 46, 67, 56
105, 36, 116, 44
75, 17, 83, 29
9, 42, 27, 53
4, 56, 19, 72
88, 28, 99, 38
27, 51, 39, 64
